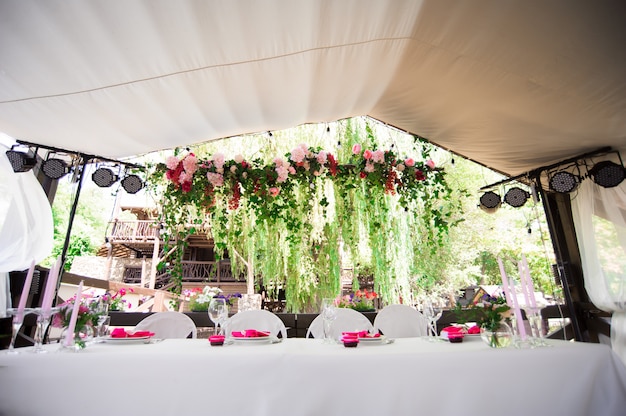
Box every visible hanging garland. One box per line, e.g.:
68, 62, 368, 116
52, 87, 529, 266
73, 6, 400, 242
148, 122, 458, 312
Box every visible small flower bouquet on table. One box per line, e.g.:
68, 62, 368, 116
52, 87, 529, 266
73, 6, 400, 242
52, 297, 100, 349
453, 294, 512, 348
336, 289, 378, 312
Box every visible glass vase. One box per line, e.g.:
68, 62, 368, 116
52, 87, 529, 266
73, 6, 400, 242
480, 322, 513, 348
59, 325, 94, 352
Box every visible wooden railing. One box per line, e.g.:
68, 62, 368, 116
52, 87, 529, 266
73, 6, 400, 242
123, 261, 241, 286
109, 219, 159, 242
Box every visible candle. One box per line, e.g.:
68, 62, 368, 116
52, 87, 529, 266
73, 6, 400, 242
522, 254, 538, 308
41, 257, 61, 312
16, 259, 36, 317
518, 260, 531, 308
64, 280, 83, 347
498, 258, 513, 306
508, 278, 527, 340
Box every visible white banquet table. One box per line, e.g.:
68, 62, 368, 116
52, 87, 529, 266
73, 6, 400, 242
1, 337, 625, 416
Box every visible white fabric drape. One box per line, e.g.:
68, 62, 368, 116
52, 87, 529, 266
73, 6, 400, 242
0, 147, 54, 315
571, 166, 626, 365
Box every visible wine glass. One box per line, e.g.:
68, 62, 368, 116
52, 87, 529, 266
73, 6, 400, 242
93, 299, 109, 343
422, 297, 444, 341
321, 298, 337, 343
208, 298, 228, 336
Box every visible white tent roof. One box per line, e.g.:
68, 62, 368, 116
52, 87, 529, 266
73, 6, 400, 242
1, 0, 625, 176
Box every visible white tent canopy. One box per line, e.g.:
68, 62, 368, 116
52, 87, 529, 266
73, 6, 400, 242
1, 0, 625, 176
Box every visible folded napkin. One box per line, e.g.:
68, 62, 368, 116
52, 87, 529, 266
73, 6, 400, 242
341, 331, 379, 338
467, 325, 480, 334
110, 328, 155, 338
231, 329, 271, 338
440, 326, 465, 339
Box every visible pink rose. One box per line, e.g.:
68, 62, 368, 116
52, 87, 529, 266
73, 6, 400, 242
363, 150, 373, 160
426, 159, 436, 169
316, 151, 328, 164
269, 187, 280, 197
166, 156, 180, 170
352, 144, 362, 155
234, 154, 244, 164
183, 154, 198, 175
212, 153, 225, 170
404, 158, 415, 167
372, 150, 385, 163
290, 147, 306, 163
288, 166, 296, 174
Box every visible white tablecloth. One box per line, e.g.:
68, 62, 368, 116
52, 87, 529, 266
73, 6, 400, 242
1, 337, 625, 416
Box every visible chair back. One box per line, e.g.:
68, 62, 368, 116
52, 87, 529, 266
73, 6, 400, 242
222, 309, 287, 339
306, 308, 374, 339
373, 304, 428, 338
134, 311, 197, 339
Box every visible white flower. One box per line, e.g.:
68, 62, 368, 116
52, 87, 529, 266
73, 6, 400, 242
234, 154, 244, 164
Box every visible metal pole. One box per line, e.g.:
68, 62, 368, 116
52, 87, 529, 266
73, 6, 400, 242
533, 175, 583, 341
53, 156, 89, 304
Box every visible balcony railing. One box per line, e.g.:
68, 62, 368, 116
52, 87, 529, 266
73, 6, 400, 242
109, 220, 159, 243
123, 261, 241, 285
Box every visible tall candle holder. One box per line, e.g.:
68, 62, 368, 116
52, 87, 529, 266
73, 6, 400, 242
522, 306, 549, 347
32, 307, 60, 353
6, 308, 34, 354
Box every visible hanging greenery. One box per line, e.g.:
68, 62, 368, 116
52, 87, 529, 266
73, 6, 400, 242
147, 118, 462, 312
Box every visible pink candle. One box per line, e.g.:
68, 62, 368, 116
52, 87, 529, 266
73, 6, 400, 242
522, 255, 538, 308
498, 257, 526, 339
518, 261, 531, 308
64, 280, 83, 347
16, 260, 36, 317
508, 278, 527, 339
41, 257, 61, 312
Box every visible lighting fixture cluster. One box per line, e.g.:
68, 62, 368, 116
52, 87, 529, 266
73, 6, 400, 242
478, 186, 532, 213
548, 156, 625, 194
5, 144, 144, 194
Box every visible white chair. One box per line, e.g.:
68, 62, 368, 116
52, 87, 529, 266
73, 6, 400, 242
133, 311, 197, 339
373, 304, 428, 338
306, 308, 374, 339
222, 309, 287, 339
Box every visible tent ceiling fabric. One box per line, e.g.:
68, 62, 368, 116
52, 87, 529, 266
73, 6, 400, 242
1, 0, 625, 177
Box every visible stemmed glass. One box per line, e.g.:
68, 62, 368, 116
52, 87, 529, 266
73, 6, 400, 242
321, 298, 337, 344
422, 298, 444, 342
93, 299, 109, 343
208, 298, 228, 336
522, 305, 548, 347
32, 307, 58, 353
6, 308, 32, 355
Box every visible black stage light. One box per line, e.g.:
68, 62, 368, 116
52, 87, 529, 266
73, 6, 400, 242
42, 158, 71, 179
121, 174, 144, 194
5, 149, 37, 172
479, 191, 501, 213
92, 167, 119, 187
589, 161, 625, 188
504, 187, 530, 208
549, 171, 579, 193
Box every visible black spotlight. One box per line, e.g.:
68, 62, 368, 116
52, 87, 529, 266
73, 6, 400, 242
589, 161, 625, 188
504, 187, 530, 208
5, 149, 37, 172
479, 191, 501, 213
121, 174, 144, 194
92, 167, 119, 187
549, 171, 579, 193
42, 158, 71, 179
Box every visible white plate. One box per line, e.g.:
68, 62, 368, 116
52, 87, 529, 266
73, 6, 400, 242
357, 336, 387, 345
230, 336, 274, 345
104, 336, 152, 344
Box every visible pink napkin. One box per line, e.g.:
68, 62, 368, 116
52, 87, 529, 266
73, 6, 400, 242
110, 328, 155, 338
231, 329, 271, 338
467, 325, 480, 334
